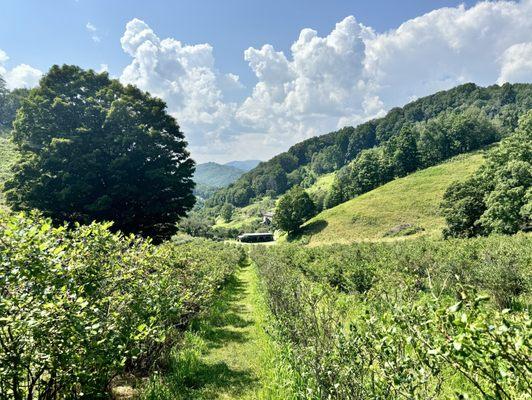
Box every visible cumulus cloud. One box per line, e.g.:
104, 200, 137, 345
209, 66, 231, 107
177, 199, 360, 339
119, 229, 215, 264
498, 42, 532, 83
364, 0, 532, 106
120, 1, 532, 162
0, 49, 42, 89
120, 18, 244, 161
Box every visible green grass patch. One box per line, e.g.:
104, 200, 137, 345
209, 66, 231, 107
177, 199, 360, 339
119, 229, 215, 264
300, 151, 485, 246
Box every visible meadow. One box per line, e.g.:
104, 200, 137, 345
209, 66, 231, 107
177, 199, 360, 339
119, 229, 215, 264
298, 152, 485, 245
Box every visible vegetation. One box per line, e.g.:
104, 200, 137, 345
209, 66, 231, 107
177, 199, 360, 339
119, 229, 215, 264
1, 65, 530, 400
328, 109, 500, 207
250, 235, 531, 399
0, 211, 244, 399
194, 162, 246, 189
139, 259, 296, 400
296, 151, 484, 245
274, 186, 316, 233
220, 203, 235, 222
4, 65, 195, 241
442, 111, 532, 237
0, 75, 29, 131
0, 134, 17, 211
207, 83, 531, 209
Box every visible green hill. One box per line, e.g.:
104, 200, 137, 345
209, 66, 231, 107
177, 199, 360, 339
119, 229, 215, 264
0, 134, 17, 210
207, 83, 532, 209
194, 162, 246, 188
224, 159, 261, 171
298, 151, 485, 246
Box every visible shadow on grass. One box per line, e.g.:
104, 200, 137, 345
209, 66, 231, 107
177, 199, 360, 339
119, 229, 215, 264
141, 270, 258, 399
287, 219, 328, 243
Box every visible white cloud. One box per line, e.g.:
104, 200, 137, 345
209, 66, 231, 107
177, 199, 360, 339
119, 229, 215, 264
119, 1, 532, 162
0, 50, 42, 90
119, 18, 243, 161
364, 0, 532, 107
86, 21, 101, 43
498, 42, 532, 83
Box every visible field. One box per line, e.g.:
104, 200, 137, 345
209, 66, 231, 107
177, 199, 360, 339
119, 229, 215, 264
298, 152, 485, 245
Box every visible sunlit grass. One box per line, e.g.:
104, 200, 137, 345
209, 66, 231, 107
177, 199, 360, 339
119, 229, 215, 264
301, 151, 485, 246
139, 259, 296, 400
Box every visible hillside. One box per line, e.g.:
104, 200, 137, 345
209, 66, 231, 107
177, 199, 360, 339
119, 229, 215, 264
298, 151, 485, 245
0, 133, 17, 210
225, 159, 261, 171
207, 83, 532, 209
194, 162, 245, 188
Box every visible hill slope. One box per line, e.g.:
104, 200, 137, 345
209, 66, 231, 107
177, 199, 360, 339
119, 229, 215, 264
194, 162, 246, 188
0, 134, 17, 210
299, 151, 485, 245
207, 83, 531, 209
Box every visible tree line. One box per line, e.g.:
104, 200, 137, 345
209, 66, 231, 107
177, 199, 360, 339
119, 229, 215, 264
206, 83, 532, 210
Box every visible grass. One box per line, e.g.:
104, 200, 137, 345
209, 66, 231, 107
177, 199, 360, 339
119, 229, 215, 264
214, 197, 275, 230
305, 172, 335, 197
0, 133, 18, 210
139, 257, 296, 400
298, 151, 485, 246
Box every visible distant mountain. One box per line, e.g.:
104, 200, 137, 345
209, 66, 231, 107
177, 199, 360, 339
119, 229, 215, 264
224, 160, 261, 172
194, 162, 246, 188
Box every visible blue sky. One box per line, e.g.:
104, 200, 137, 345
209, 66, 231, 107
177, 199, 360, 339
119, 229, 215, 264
2, 0, 477, 87
1, 1, 531, 162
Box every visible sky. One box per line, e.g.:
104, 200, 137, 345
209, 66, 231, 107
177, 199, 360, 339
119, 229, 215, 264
1, 0, 532, 162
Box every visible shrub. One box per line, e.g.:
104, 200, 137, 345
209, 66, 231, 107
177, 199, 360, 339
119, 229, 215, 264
0, 212, 242, 399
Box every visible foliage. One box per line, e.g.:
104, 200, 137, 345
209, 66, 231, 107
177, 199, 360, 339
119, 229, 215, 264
0, 135, 18, 210
442, 111, 532, 237
299, 152, 484, 245
207, 83, 531, 209
332, 108, 500, 204
0, 75, 30, 131
0, 211, 243, 399
274, 186, 316, 233
194, 162, 245, 189
3, 65, 195, 241
220, 203, 234, 222
251, 235, 531, 399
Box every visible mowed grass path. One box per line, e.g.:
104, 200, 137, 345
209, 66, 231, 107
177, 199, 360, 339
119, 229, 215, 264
140, 258, 294, 400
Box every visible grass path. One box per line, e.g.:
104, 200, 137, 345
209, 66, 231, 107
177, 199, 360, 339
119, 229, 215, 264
140, 257, 294, 400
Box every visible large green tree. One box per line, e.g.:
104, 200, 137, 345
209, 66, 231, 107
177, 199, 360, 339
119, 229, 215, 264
4, 65, 195, 240
274, 186, 315, 233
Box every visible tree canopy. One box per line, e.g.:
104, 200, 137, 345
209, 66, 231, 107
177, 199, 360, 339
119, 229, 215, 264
0, 75, 29, 132
441, 111, 532, 238
274, 186, 316, 233
4, 65, 195, 241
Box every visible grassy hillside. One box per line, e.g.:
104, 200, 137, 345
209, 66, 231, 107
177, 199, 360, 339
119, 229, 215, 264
298, 151, 485, 245
0, 133, 17, 210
